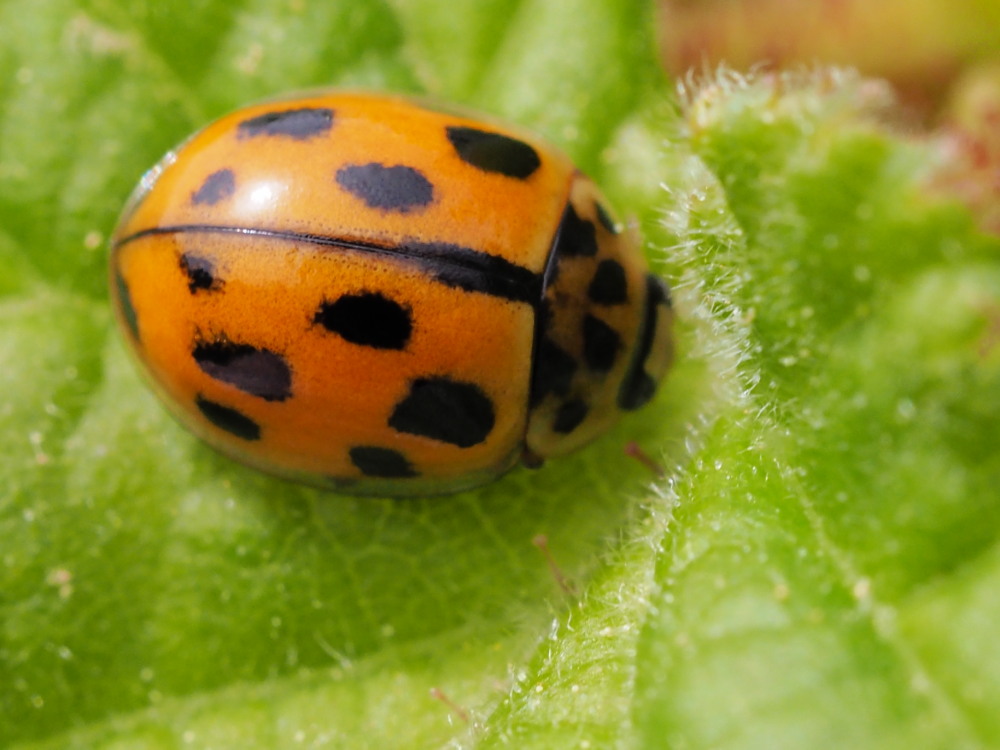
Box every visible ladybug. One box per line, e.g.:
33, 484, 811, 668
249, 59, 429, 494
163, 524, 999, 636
110, 91, 674, 495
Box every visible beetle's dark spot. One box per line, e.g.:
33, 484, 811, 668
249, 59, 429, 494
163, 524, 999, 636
179, 253, 220, 294
618, 274, 672, 410
582, 315, 620, 373
553, 399, 588, 434
237, 107, 334, 140
587, 259, 627, 305
595, 201, 620, 234
529, 336, 577, 407
314, 292, 412, 350
191, 169, 235, 206
193, 339, 292, 402
349, 446, 418, 478
618, 371, 656, 411
409, 239, 542, 303
195, 395, 261, 441
649, 273, 673, 309
389, 377, 495, 448
335, 163, 434, 212
445, 126, 541, 179
552, 204, 598, 258
114, 269, 139, 341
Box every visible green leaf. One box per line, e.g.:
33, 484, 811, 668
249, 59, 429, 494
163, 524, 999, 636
631, 74, 1000, 749
2, 3, 999, 750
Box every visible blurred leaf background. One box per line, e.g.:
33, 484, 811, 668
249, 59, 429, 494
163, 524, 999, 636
1, 0, 999, 748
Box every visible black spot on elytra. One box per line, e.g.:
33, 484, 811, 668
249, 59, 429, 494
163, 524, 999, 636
193, 340, 292, 402
445, 126, 541, 179
335, 163, 434, 212
191, 169, 235, 206
114, 270, 139, 340
649, 273, 673, 309
553, 399, 588, 434
180, 253, 220, 294
582, 315, 620, 373
552, 204, 598, 258
389, 377, 495, 448
618, 274, 671, 410
195, 395, 261, 441
314, 292, 412, 350
587, 259, 627, 305
237, 107, 334, 140
595, 202, 620, 234
407, 240, 541, 303
618, 371, 656, 411
529, 336, 577, 407
349, 446, 418, 478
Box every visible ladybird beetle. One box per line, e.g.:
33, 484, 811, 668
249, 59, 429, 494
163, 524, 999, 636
110, 91, 674, 495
